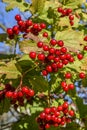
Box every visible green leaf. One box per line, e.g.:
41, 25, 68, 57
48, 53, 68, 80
76, 97, 87, 118
0, 60, 21, 79
30, 0, 46, 14
55, 30, 85, 52
29, 75, 49, 92
0, 33, 7, 42
2, 0, 29, 12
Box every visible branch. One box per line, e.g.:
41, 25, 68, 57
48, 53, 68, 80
0, 23, 6, 32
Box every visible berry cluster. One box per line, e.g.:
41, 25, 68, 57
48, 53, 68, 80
29, 39, 74, 76
0, 84, 34, 108
61, 81, 75, 92
7, 14, 46, 39
36, 102, 74, 129
57, 7, 74, 26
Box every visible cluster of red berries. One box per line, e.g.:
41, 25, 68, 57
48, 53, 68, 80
36, 102, 74, 129
0, 84, 14, 102
57, 7, 74, 26
0, 84, 34, 108
29, 39, 74, 76
6, 14, 46, 39
61, 81, 75, 92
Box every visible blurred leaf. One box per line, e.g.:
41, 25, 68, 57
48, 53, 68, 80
0, 33, 7, 42
2, 0, 29, 11
76, 97, 87, 118
29, 75, 49, 92
0, 60, 21, 79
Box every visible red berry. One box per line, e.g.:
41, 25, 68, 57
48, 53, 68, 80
67, 8, 72, 15
69, 15, 74, 20
70, 21, 74, 26
49, 48, 55, 54
61, 47, 67, 53
37, 53, 45, 61
28, 89, 34, 97
17, 20, 24, 26
46, 65, 52, 73
43, 32, 48, 37
45, 123, 50, 129
12, 92, 18, 99
79, 72, 86, 79
62, 9, 67, 16
18, 91, 23, 97
7, 28, 13, 35
57, 105, 63, 111
84, 46, 87, 51
29, 52, 36, 59
63, 86, 69, 92
61, 81, 67, 88
37, 41, 43, 48
42, 70, 48, 76
12, 25, 19, 35
57, 62, 63, 69
69, 110, 74, 116
40, 112, 46, 119
65, 72, 72, 79
22, 86, 29, 94
63, 102, 68, 109
5, 91, 13, 98
43, 45, 49, 51
50, 39, 57, 46
15, 14, 21, 21
77, 53, 83, 60
84, 36, 87, 41
26, 20, 33, 26
44, 108, 51, 114
33, 23, 39, 29
40, 23, 46, 29
68, 84, 74, 90
57, 40, 64, 47
57, 7, 63, 13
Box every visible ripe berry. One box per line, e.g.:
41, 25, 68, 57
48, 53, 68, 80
69, 110, 74, 116
15, 14, 21, 21
65, 72, 72, 79
29, 52, 36, 59
42, 70, 48, 76
43, 32, 48, 37
12, 25, 19, 35
61, 81, 67, 88
46, 65, 52, 73
69, 15, 74, 20
28, 89, 34, 97
37, 53, 45, 61
70, 21, 74, 26
43, 45, 49, 51
63, 86, 69, 92
62, 9, 67, 16
77, 53, 83, 60
33, 23, 39, 29
84, 46, 87, 51
61, 47, 67, 53
63, 102, 68, 109
68, 84, 74, 90
22, 86, 29, 94
7, 28, 13, 35
67, 8, 72, 15
49, 48, 55, 54
50, 39, 57, 46
5, 91, 13, 98
18, 91, 23, 97
45, 123, 50, 129
57, 7, 63, 13
57, 62, 63, 69
44, 108, 51, 114
40, 23, 46, 29
26, 20, 33, 26
57, 40, 64, 47
79, 72, 86, 79
84, 36, 87, 41
37, 41, 43, 48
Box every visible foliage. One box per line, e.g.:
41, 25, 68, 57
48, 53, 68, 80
0, 0, 87, 130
